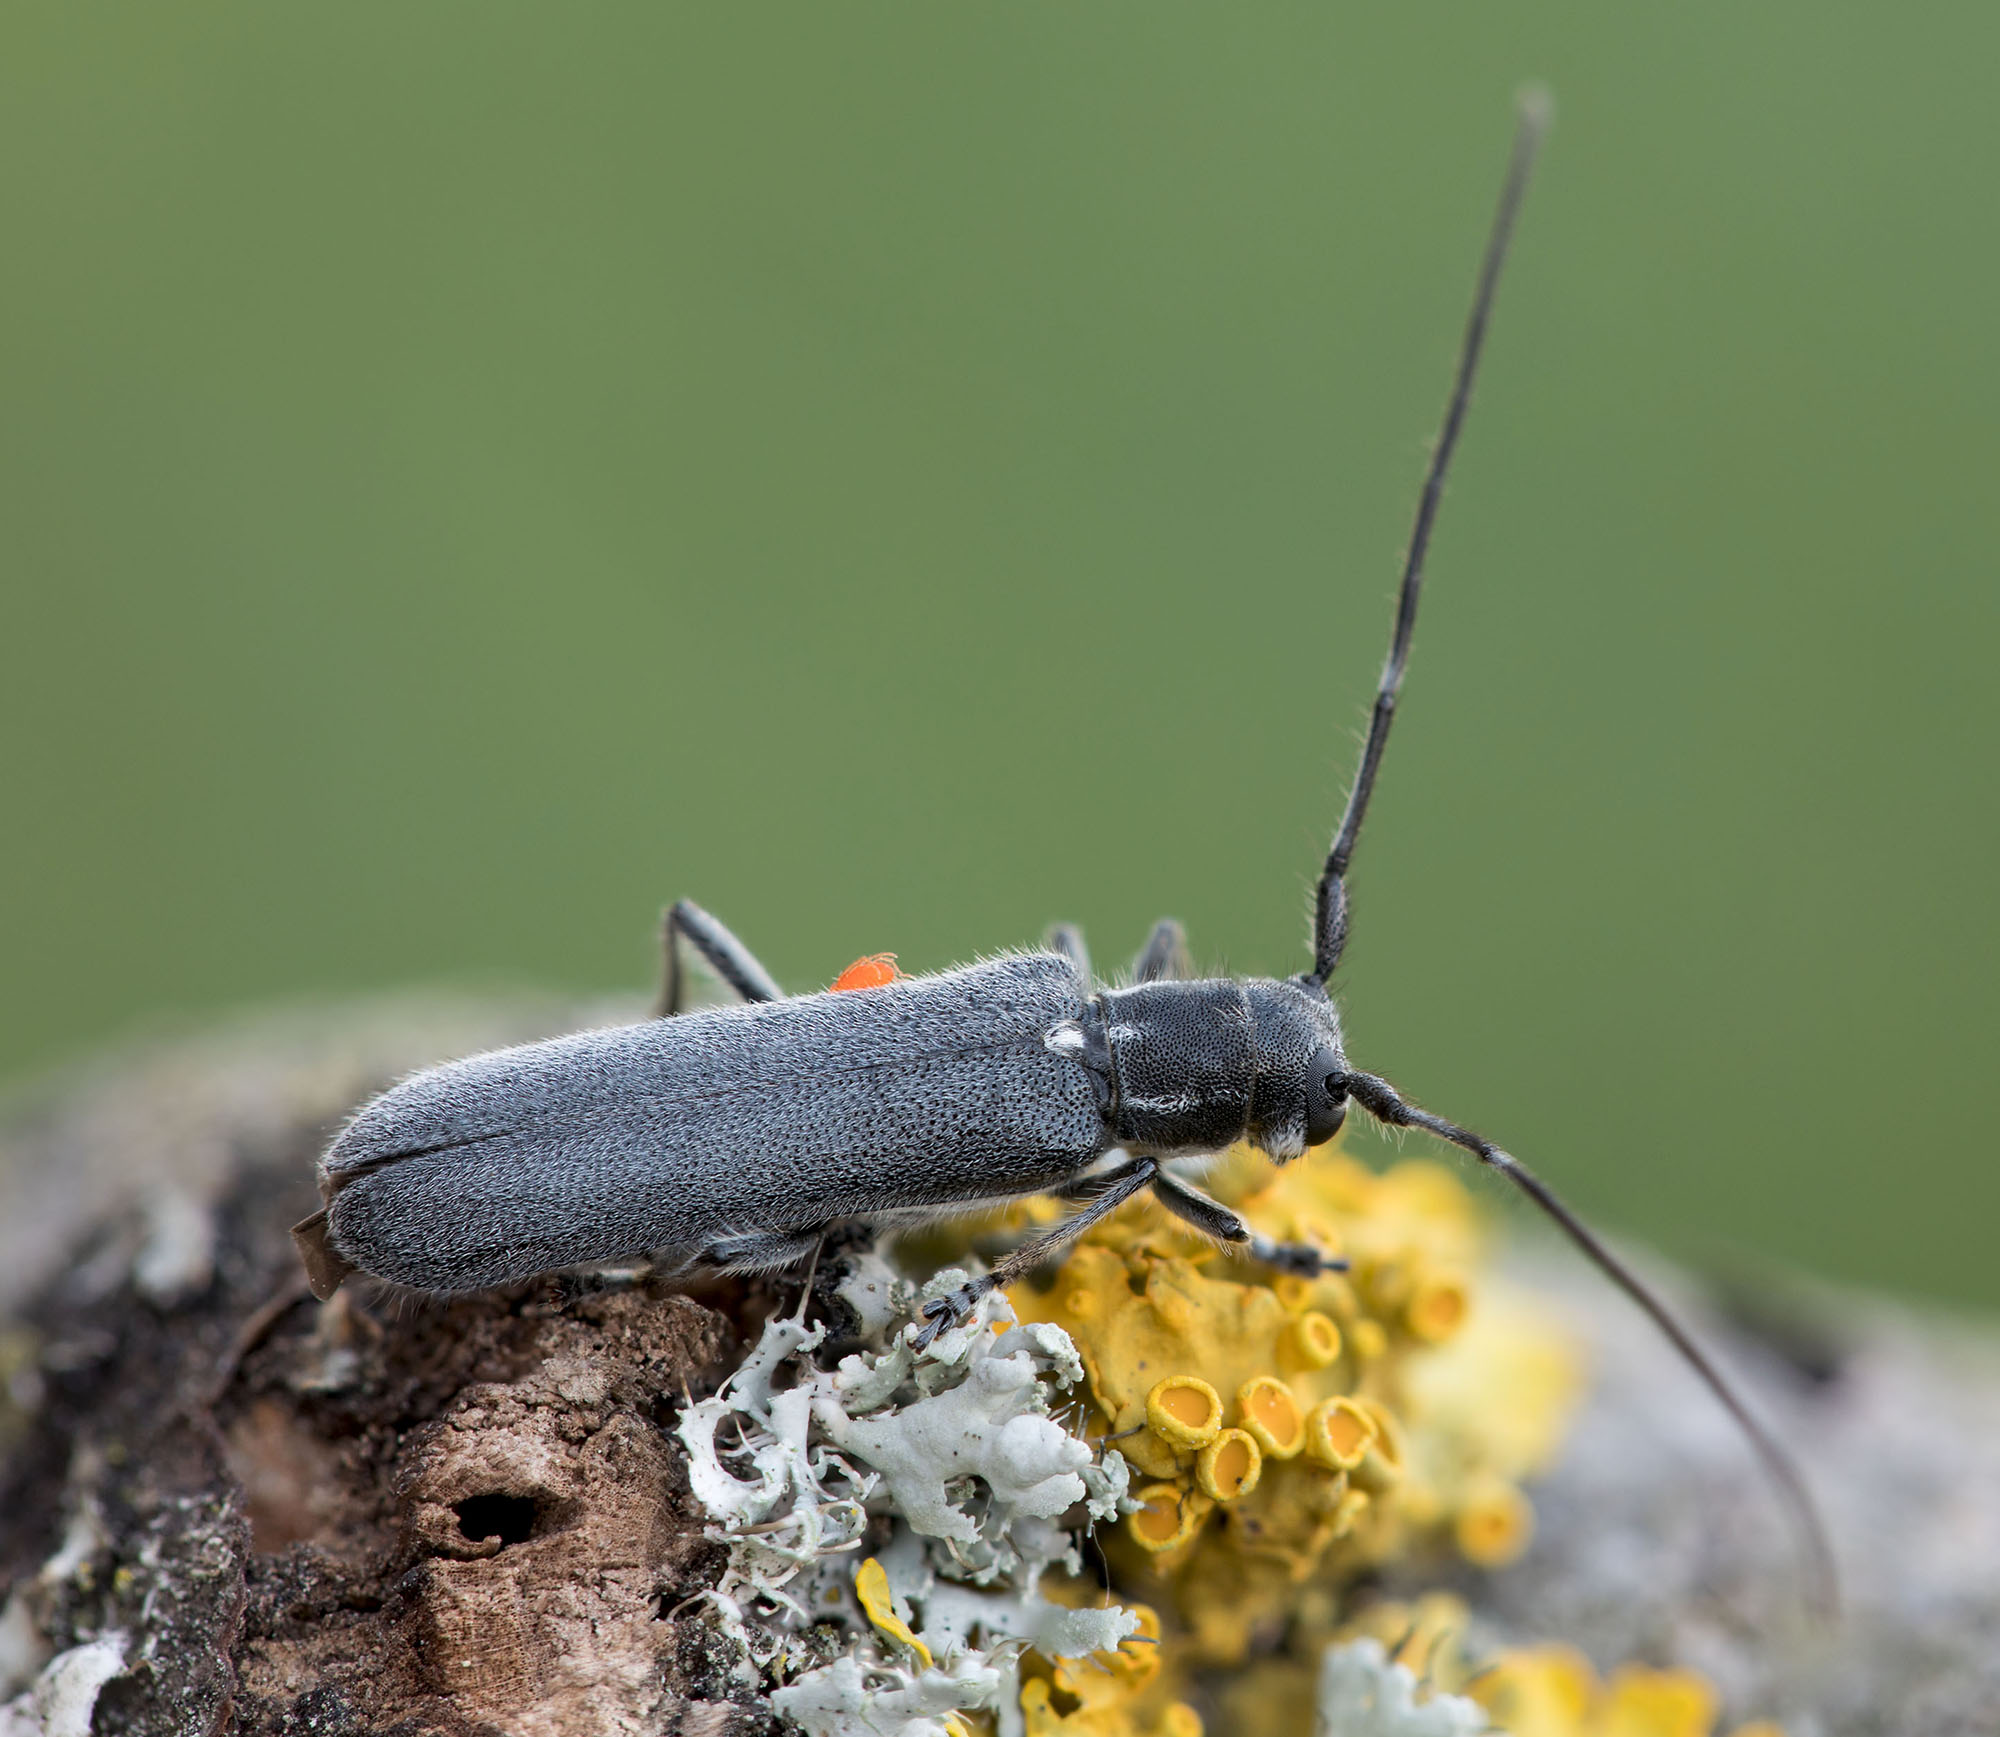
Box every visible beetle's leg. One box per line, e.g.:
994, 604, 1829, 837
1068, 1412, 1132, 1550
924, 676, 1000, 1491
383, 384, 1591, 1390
657, 898, 785, 1016
1147, 1168, 1346, 1277
1130, 919, 1192, 983
911, 1157, 1158, 1349
697, 1225, 828, 1274
1044, 923, 1092, 984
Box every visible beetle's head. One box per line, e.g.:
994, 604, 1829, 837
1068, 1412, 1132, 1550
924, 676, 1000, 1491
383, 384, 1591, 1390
1242, 978, 1351, 1163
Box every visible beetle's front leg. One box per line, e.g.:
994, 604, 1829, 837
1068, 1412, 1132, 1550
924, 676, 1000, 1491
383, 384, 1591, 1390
910, 1156, 1159, 1350
1147, 1167, 1347, 1277
1246, 1232, 1343, 1277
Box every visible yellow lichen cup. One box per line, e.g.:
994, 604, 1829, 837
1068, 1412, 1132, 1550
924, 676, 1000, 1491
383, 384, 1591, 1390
1271, 1273, 1316, 1313
1061, 1282, 1099, 1318
1289, 1310, 1343, 1369
1454, 1476, 1534, 1567
1128, 1481, 1214, 1553
1146, 1375, 1223, 1449
1235, 1376, 1306, 1459
1303, 1396, 1377, 1472
1405, 1270, 1470, 1343
1194, 1427, 1263, 1502
1350, 1396, 1406, 1493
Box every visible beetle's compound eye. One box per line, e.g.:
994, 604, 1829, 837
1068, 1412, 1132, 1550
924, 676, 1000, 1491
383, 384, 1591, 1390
1304, 1048, 1349, 1147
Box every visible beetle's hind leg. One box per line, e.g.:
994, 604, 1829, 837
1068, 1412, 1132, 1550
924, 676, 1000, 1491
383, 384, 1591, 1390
697, 1226, 828, 1274
910, 1157, 1159, 1349
657, 898, 785, 1016
1147, 1167, 1345, 1278
1130, 919, 1192, 983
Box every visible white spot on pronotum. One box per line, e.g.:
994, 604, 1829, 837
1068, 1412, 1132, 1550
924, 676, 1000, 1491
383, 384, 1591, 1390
1043, 1023, 1087, 1057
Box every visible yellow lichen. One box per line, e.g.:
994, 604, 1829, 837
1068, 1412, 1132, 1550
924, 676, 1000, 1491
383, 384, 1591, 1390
1405, 1269, 1471, 1343
1147, 1375, 1224, 1449
1348, 1395, 1406, 1494
1236, 1376, 1306, 1459
1019, 1595, 1205, 1737
1006, 1137, 1582, 1665
854, 1554, 932, 1668
1194, 1428, 1262, 1502
1129, 1482, 1214, 1555
1267, 1600, 1782, 1737
1302, 1397, 1375, 1471
946, 1145, 1775, 1735
1472, 1647, 1746, 1737
1276, 1602, 1786, 1737
1206, 1590, 1476, 1737
1453, 1472, 1535, 1568
1287, 1310, 1344, 1369
1399, 1275, 1586, 1479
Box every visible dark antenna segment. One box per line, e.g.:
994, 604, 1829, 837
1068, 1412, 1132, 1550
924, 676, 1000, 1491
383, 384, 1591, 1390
1310, 89, 1550, 986
1310, 89, 1840, 1620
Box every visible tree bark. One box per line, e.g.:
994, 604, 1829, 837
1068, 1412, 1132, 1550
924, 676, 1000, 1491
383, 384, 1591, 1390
1, 998, 1993, 1734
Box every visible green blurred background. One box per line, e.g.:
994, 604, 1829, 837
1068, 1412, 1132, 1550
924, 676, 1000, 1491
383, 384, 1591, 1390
3, 7, 1994, 1306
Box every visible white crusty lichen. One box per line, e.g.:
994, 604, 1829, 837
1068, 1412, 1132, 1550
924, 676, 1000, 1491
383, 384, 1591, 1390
1315, 1637, 1486, 1737
678, 1260, 1137, 1736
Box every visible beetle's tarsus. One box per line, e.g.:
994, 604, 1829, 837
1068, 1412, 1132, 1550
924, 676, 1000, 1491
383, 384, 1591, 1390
910, 1284, 986, 1350
1248, 1234, 1347, 1277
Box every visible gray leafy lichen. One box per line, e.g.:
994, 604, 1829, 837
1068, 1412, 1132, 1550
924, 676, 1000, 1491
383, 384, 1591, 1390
1313, 1638, 1484, 1737
678, 1262, 1134, 1735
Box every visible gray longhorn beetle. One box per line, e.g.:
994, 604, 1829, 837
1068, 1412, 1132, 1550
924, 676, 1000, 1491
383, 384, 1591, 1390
294, 95, 1834, 1614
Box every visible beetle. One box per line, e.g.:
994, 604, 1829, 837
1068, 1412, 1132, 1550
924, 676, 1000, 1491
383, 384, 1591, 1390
292, 95, 1833, 1610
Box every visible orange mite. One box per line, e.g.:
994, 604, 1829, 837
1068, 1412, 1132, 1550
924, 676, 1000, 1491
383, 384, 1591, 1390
830, 953, 901, 992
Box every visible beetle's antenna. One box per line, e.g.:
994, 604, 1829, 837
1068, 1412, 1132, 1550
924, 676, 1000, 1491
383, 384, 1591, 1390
1342, 1067, 1840, 1622
1308, 90, 1550, 988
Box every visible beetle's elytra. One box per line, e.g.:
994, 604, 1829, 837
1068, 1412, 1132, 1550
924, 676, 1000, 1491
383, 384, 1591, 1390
297, 953, 1345, 1302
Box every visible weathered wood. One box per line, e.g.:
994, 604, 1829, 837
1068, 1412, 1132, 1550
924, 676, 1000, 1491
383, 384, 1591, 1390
1, 1000, 1993, 1733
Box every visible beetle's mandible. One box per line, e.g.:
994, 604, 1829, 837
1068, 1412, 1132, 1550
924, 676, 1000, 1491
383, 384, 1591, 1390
293, 94, 1836, 1616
